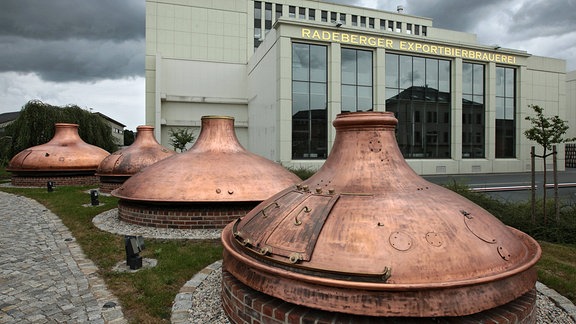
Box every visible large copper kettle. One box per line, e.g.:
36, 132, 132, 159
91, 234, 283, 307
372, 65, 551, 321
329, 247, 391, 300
222, 112, 541, 317
96, 125, 175, 177
7, 123, 109, 175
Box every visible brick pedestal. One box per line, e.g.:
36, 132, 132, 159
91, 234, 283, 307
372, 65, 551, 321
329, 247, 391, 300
11, 175, 100, 187
221, 270, 537, 324
117, 200, 257, 229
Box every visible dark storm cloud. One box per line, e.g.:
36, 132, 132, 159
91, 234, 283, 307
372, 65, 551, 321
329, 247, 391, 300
400, 0, 503, 32
509, 0, 576, 38
0, 0, 144, 82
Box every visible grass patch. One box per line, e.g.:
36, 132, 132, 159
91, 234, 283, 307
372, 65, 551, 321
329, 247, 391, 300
537, 241, 576, 303
0, 185, 222, 323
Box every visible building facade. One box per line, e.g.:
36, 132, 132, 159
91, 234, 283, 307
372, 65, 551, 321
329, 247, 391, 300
146, 0, 568, 174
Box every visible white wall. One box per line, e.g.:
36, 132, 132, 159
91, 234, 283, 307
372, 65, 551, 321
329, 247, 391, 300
247, 30, 280, 161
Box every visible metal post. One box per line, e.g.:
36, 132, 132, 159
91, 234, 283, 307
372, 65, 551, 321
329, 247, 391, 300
47, 181, 54, 192
90, 189, 99, 206
531, 146, 535, 224
553, 145, 559, 222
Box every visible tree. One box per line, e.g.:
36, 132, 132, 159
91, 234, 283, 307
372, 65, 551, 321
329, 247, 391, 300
524, 104, 575, 222
168, 128, 195, 152
4, 100, 118, 161
124, 129, 135, 146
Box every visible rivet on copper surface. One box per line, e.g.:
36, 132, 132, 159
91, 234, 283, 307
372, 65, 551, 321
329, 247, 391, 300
316, 187, 322, 194
228, 190, 234, 195
302, 185, 309, 192
328, 188, 335, 194
216, 188, 222, 194
262, 202, 280, 218
45, 153, 49, 157
296, 184, 303, 190
498, 246, 511, 261
426, 232, 443, 247
382, 266, 392, 282
259, 246, 271, 255
389, 231, 413, 251
241, 238, 251, 246
294, 206, 311, 226
377, 222, 385, 226
289, 252, 302, 264
460, 210, 472, 219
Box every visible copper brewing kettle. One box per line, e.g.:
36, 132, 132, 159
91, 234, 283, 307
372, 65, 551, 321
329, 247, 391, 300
222, 112, 541, 317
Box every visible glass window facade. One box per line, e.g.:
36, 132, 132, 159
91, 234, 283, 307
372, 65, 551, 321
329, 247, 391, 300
386, 53, 451, 158
341, 48, 373, 112
462, 62, 485, 158
496, 67, 516, 158
292, 43, 328, 159
254, 2, 262, 49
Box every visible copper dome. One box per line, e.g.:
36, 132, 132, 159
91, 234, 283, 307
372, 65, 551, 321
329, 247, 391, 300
222, 112, 541, 317
96, 125, 175, 177
7, 123, 109, 174
112, 116, 301, 202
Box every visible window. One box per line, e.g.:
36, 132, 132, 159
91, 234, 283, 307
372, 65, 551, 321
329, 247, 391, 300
299, 7, 306, 19
380, 19, 386, 30
352, 15, 358, 26
388, 20, 394, 31
496, 67, 516, 158
275, 4, 282, 20
422, 26, 427, 36
339, 13, 346, 25
415, 24, 420, 35
321, 10, 328, 22
369, 17, 375, 28
406, 23, 412, 34
342, 48, 373, 112
264, 2, 272, 32
462, 63, 485, 158
386, 53, 452, 159
360, 16, 366, 27
292, 43, 328, 159
331, 12, 337, 23
309, 8, 315, 20
254, 1, 262, 49
396, 21, 402, 32
289, 6, 296, 18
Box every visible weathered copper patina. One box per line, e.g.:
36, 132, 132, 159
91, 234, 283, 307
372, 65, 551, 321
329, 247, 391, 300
96, 125, 175, 178
222, 112, 541, 317
7, 123, 109, 176
112, 116, 301, 202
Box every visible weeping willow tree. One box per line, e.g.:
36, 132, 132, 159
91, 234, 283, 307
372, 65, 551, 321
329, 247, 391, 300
3, 100, 118, 162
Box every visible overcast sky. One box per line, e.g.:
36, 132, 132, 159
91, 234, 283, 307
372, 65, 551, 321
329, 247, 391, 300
1, 0, 575, 130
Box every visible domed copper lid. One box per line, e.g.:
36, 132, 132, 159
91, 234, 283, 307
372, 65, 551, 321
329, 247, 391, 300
112, 116, 301, 202
222, 112, 541, 317
7, 123, 109, 173
96, 125, 175, 177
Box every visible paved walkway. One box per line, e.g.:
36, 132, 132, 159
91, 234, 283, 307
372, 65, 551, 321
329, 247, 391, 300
0, 191, 125, 323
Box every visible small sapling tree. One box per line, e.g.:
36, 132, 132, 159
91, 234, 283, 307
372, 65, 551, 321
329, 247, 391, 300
524, 104, 575, 222
168, 128, 195, 152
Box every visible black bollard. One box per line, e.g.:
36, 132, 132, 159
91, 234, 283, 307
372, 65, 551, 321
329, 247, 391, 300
90, 189, 99, 206
125, 235, 145, 270
47, 181, 54, 192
